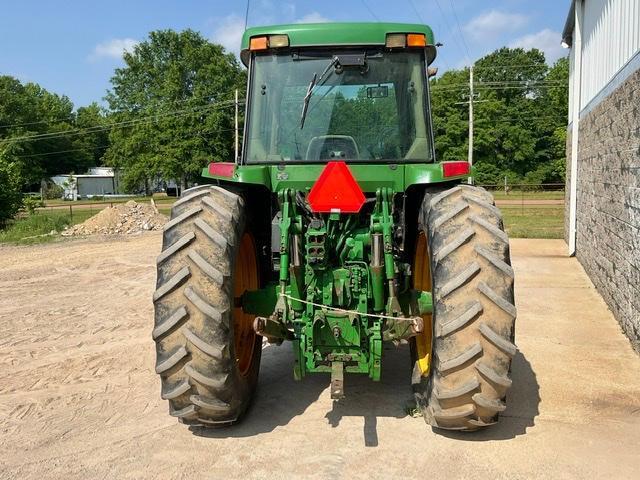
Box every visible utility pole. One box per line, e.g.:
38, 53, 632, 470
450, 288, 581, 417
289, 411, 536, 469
234, 89, 239, 163
455, 64, 484, 184
468, 65, 474, 168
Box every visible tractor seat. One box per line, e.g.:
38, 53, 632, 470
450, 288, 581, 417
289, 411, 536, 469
305, 135, 360, 161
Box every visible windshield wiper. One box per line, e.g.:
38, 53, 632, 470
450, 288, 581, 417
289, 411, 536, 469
300, 56, 338, 129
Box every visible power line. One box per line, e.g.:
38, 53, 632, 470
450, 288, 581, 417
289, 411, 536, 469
360, 0, 380, 21
0, 117, 75, 130
434, 61, 556, 75
18, 144, 111, 159
442, 79, 567, 85
408, 0, 425, 23
3, 99, 241, 145
431, 81, 568, 92
0, 91, 242, 131
476, 80, 566, 85
447, 0, 471, 62
433, 116, 569, 126
475, 63, 551, 70
16, 124, 244, 159
4, 106, 216, 143
432, 0, 467, 62
432, 84, 568, 91
431, 79, 568, 87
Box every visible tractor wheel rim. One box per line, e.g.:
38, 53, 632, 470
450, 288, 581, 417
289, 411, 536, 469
233, 232, 259, 377
413, 231, 433, 377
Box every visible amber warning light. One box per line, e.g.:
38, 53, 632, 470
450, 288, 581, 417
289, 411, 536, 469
307, 162, 366, 213
249, 35, 289, 51
386, 33, 427, 48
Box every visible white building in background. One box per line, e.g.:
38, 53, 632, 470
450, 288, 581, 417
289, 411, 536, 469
51, 167, 123, 200
563, 0, 640, 349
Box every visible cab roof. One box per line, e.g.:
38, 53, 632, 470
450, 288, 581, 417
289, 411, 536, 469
240, 22, 436, 66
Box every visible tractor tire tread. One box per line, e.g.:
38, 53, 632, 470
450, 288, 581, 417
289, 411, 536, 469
152, 306, 188, 340
436, 301, 483, 338
153, 185, 260, 426
156, 232, 196, 265
413, 184, 516, 431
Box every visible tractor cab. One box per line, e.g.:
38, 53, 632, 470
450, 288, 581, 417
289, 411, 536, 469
239, 23, 437, 165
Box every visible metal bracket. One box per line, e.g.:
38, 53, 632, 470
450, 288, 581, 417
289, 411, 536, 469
381, 316, 424, 342
253, 315, 293, 343
331, 361, 345, 399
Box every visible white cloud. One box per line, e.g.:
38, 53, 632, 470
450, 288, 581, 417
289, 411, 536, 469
296, 12, 330, 23
89, 38, 138, 61
464, 10, 529, 40
212, 15, 245, 56
510, 29, 566, 63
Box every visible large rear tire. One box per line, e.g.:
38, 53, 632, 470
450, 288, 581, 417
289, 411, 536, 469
153, 185, 261, 426
412, 184, 516, 430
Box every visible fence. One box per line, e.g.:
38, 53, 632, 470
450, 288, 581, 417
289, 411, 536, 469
33, 197, 176, 221
31, 183, 566, 240
478, 183, 565, 239
479, 183, 565, 211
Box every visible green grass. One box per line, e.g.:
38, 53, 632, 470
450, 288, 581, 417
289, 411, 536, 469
501, 206, 564, 239
3, 201, 564, 245
0, 210, 98, 245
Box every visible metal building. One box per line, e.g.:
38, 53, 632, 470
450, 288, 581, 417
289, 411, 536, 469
563, 0, 640, 349
51, 167, 123, 200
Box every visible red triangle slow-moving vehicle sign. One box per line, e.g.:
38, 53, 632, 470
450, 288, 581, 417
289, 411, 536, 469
307, 161, 366, 213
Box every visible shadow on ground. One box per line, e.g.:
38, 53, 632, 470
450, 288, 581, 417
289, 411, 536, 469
438, 351, 540, 441
191, 343, 411, 444
192, 344, 539, 444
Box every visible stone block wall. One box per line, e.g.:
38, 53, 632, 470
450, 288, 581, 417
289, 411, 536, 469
566, 67, 640, 351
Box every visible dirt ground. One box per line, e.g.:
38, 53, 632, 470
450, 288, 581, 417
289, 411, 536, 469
1, 234, 639, 479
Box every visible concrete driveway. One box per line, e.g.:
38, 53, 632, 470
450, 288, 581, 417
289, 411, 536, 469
0, 235, 639, 479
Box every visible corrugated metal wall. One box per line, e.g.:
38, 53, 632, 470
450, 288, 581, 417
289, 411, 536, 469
579, 0, 640, 110
568, 42, 576, 120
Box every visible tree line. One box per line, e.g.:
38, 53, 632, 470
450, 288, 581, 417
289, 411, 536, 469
0, 79, 110, 222
0, 30, 244, 223
430, 47, 568, 185
1, 29, 567, 224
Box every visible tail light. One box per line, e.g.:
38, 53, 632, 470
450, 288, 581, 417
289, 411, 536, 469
442, 161, 471, 177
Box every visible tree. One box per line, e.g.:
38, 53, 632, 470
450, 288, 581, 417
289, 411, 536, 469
429, 47, 569, 185
104, 29, 246, 192
71, 103, 110, 171
0, 76, 107, 185
431, 68, 481, 162
0, 75, 111, 223
0, 147, 23, 224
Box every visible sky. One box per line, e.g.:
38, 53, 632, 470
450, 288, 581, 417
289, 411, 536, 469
0, 0, 571, 108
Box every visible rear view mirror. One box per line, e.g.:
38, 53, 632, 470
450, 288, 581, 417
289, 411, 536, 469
367, 85, 389, 98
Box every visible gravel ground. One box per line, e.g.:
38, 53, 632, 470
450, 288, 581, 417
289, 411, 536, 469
0, 234, 639, 479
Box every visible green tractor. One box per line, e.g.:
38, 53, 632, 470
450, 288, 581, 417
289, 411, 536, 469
152, 22, 516, 431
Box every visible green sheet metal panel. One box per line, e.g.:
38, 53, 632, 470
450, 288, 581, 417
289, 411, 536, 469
241, 22, 435, 51
201, 163, 472, 192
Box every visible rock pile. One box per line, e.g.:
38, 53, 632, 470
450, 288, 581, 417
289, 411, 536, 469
63, 200, 167, 236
